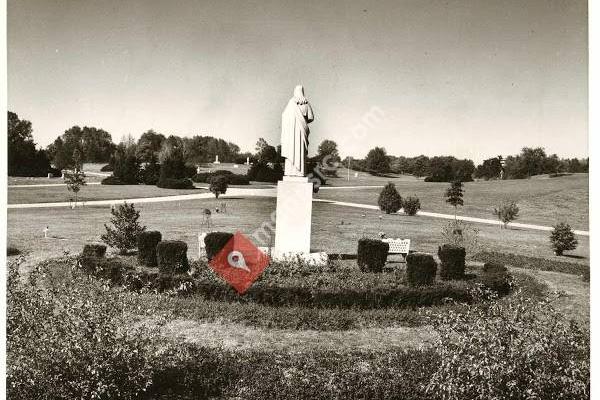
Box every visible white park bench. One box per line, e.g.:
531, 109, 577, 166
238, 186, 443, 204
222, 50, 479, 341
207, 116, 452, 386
382, 238, 411, 259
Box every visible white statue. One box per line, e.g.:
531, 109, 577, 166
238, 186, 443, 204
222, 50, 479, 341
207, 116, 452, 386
281, 85, 314, 177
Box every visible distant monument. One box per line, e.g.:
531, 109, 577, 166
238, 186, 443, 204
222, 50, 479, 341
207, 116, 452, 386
213, 155, 220, 164
274, 85, 323, 263
246, 156, 250, 165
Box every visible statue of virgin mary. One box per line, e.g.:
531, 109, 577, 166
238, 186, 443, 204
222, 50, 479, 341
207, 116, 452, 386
280, 85, 314, 177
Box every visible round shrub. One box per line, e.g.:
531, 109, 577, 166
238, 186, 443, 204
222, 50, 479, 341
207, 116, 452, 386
550, 222, 578, 256
212, 170, 234, 176
137, 231, 162, 267
204, 232, 234, 260
402, 196, 421, 216
406, 253, 437, 286
157, 241, 189, 275
357, 238, 389, 273
157, 178, 194, 189
437, 244, 466, 280
482, 262, 507, 274
377, 183, 402, 214
81, 244, 107, 258
100, 164, 113, 172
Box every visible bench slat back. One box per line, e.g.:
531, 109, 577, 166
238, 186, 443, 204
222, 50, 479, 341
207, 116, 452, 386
382, 238, 410, 254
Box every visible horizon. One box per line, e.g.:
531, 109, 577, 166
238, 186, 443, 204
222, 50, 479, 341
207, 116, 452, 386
8, 0, 588, 164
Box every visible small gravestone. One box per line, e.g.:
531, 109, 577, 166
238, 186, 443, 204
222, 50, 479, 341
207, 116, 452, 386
213, 155, 220, 164
43, 226, 49, 238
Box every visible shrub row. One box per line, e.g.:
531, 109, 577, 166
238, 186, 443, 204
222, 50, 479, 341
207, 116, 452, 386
157, 240, 189, 274
191, 265, 512, 308
473, 251, 588, 275
101, 176, 130, 185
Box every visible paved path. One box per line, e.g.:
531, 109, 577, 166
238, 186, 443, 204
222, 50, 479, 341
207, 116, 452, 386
7, 185, 589, 236
8, 182, 102, 188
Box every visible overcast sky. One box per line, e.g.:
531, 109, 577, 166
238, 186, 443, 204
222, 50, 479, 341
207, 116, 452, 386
8, 0, 587, 162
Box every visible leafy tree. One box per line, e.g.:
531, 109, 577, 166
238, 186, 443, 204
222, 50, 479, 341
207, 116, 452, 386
101, 203, 146, 254
378, 182, 402, 214
48, 125, 114, 168
7, 111, 51, 176
550, 222, 578, 256
475, 157, 503, 180
64, 168, 86, 204
316, 140, 341, 164
445, 181, 464, 220
365, 147, 390, 174
493, 200, 520, 229
136, 130, 166, 163
208, 175, 228, 199
140, 154, 160, 185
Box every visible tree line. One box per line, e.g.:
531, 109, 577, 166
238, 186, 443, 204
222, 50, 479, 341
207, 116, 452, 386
7, 111, 589, 183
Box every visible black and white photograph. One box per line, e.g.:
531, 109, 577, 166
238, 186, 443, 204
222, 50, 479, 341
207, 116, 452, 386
1, 0, 595, 399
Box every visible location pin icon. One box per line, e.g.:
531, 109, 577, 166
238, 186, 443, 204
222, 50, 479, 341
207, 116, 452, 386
227, 250, 250, 272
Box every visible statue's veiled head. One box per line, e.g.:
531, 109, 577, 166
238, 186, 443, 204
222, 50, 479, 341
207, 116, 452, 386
293, 85, 308, 104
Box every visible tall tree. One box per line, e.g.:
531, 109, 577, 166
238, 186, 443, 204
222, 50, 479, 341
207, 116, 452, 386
316, 140, 341, 164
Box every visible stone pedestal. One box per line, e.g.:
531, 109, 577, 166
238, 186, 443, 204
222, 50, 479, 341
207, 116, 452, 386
274, 176, 313, 256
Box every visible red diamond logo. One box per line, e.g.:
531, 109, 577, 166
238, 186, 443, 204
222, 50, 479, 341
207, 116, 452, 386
209, 231, 270, 294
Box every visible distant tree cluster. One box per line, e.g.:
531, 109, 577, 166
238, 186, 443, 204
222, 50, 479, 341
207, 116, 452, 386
476, 148, 589, 180
7, 112, 52, 177
47, 126, 116, 170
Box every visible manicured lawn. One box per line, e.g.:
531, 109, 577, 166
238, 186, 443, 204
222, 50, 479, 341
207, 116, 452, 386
8, 196, 589, 265
318, 173, 589, 230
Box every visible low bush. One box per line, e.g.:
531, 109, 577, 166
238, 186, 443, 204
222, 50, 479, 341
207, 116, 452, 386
227, 174, 250, 185
402, 196, 421, 216
406, 253, 437, 286
101, 175, 127, 185
7, 260, 156, 399
473, 251, 588, 276
212, 169, 234, 175
81, 243, 107, 258
357, 238, 389, 272
204, 232, 234, 260
137, 231, 162, 267
78, 256, 132, 285
191, 172, 212, 183
100, 164, 113, 172
438, 244, 466, 280
157, 241, 189, 275
482, 262, 508, 274
428, 294, 589, 400
157, 177, 195, 189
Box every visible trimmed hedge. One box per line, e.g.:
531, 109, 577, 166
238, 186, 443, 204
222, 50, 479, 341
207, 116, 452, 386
191, 264, 512, 308
204, 232, 234, 260
157, 241, 189, 274
7, 246, 21, 256
473, 251, 588, 276
438, 244, 466, 280
100, 164, 113, 172
157, 178, 195, 189
357, 238, 389, 273
406, 253, 437, 286
77, 256, 131, 285
137, 231, 162, 267
81, 244, 107, 258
